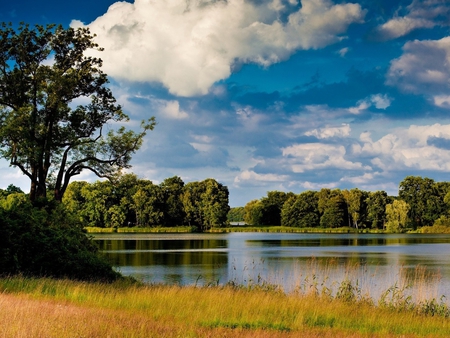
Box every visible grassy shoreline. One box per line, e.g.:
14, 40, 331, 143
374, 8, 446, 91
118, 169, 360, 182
85, 225, 450, 234
0, 276, 449, 337
85, 226, 387, 234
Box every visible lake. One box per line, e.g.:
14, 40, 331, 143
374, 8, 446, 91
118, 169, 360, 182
93, 232, 450, 303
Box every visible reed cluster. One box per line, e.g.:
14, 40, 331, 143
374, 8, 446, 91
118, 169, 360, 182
0, 272, 449, 337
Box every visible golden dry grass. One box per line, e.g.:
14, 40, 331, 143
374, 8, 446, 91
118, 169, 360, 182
0, 277, 449, 337
0, 292, 421, 338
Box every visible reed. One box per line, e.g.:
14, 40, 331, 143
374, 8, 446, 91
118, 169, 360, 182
0, 273, 449, 338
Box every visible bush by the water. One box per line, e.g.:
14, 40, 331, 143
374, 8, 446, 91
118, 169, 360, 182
0, 193, 119, 282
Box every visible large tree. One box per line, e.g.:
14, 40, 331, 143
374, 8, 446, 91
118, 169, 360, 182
0, 23, 154, 201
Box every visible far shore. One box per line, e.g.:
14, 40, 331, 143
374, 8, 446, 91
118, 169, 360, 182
84, 225, 450, 234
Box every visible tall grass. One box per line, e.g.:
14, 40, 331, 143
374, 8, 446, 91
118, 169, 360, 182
0, 272, 449, 337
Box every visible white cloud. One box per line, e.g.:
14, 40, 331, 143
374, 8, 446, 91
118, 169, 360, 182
386, 37, 450, 95
375, 17, 434, 40
282, 143, 368, 173
374, 0, 450, 40
305, 123, 350, 139
349, 100, 371, 114
338, 47, 349, 57
234, 170, 288, 184
349, 94, 391, 114
370, 94, 391, 109
73, 0, 365, 96
358, 123, 450, 171
433, 95, 450, 108
157, 100, 189, 119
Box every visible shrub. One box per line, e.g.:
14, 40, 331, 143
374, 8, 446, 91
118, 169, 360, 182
0, 194, 119, 282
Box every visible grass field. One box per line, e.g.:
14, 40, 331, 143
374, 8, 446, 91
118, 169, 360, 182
0, 276, 449, 337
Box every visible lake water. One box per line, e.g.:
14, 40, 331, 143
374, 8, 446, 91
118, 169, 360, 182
94, 232, 450, 303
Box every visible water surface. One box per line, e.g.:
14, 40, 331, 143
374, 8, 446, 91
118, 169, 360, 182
94, 232, 450, 301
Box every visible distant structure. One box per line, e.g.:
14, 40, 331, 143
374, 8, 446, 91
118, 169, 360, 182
230, 222, 247, 226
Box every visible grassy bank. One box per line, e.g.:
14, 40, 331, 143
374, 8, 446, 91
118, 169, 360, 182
85, 226, 198, 233
0, 276, 449, 337
85, 225, 450, 234
85, 225, 387, 234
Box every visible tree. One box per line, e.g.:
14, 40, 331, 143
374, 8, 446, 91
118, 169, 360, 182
201, 179, 230, 230
227, 207, 245, 222
80, 180, 113, 228
181, 179, 229, 230
385, 200, 410, 233
320, 191, 347, 228
0, 23, 155, 202
366, 191, 391, 229
243, 199, 263, 225
160, 176, 185, 226
318, 189, 348, 228
281, 191, 320, 228
132, 180, 164, 227
259, 191, 294, 226
343, 188, 369, 229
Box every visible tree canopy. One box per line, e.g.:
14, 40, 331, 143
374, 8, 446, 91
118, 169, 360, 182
0, 23, 155, 202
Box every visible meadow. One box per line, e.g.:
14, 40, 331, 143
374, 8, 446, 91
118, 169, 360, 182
1, 275, 449, 337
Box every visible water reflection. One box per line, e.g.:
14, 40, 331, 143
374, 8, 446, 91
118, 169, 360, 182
94, 232, 450, 301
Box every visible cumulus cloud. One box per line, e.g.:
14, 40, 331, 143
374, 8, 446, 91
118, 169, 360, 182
305, 123, 351, 139
349, 94, 391, 114
374, 0, 450, 40
73, 0, 365, 96
356, 123, 450, 171
386, 37, 450, 96
234, 170, 288, 184
433, 95, 450, 108
282, 143, 368, 173
338, 47, 349, 57
155, 100, 189, 119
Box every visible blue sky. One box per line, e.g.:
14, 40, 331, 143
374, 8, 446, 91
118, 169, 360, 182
1, 0, 450, 206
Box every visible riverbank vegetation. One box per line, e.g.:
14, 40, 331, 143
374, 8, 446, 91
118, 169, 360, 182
240, 176, 450, 233
60, 174, 450, 234
1, 276, 449, 337
63, 175, 230, 231
0, 190, 119, 281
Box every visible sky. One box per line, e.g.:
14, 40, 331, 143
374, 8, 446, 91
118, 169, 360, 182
1, 0, 450, 207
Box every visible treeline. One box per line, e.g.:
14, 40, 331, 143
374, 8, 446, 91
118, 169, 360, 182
234, 176, 450, 231
62, 174, 230, 231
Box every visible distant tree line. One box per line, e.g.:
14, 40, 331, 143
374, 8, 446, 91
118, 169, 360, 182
238, 176, 450, 232
61, 174, 230, 231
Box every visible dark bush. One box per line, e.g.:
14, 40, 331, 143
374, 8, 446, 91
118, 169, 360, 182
0, 194, 119, 282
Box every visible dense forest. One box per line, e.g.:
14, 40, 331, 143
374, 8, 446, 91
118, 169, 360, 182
229, 176, 450, 232
3, 175, 450, 233
61, 174, 229, 231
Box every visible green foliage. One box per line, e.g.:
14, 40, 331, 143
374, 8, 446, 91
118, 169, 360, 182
366, 191, 392, 229
0, 23, 154, 202
281, 191, 320, 227
181, 178, 230, 230
385, 200, 410, 233
0, 193, 119, 281
342, 188, 368, 229
319, 189, 347, 228
160, 176, 185, 226
63, 175, 229, 229
398, 176, 448, 229
132, 181, 164, 226
227, 207, 245, 222
244, 191, 293, 226
243, 199, 263, 225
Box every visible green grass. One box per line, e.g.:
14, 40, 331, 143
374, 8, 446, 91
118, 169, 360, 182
85, 225, 198, 233
86, 225, 387, 234
0, 276, 449, 337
